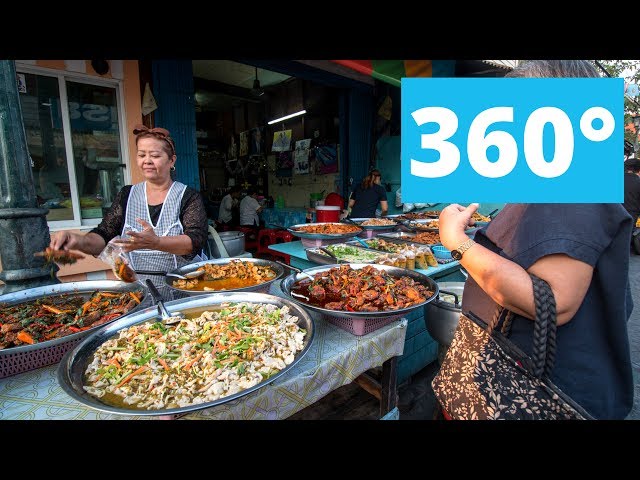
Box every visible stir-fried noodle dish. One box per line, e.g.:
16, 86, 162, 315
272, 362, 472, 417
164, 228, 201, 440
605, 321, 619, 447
83, 302, 307, 410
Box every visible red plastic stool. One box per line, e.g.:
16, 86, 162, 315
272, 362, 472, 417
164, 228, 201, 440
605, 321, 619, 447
265, 229, 293, 263
257, 229, 278, 256
273, 230, 294, 244
237, 226, 259, 251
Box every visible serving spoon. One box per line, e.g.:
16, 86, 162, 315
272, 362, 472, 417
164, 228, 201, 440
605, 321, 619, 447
144, 279, 185, 325
165, 270, 205, 280
136, 269, 205, 280
274, 260, 316, 281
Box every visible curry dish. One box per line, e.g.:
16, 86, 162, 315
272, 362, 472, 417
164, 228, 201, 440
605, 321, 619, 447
172, 260, 276, 291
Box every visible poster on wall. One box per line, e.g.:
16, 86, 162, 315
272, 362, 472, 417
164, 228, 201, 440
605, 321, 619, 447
276, 151, 293, 177
228, 135, 238, 160
272, 129, 292, 152
250, 127, 264, 155
239, 130, 249, 157
314, 144, 338, 174
294, 139, 311, 175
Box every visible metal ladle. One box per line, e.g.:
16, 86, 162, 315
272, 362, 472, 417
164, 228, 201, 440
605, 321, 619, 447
165, 270, 205, 281
144, 279, 185, 325
274, 260, 316, 281
136, 269, 205, 281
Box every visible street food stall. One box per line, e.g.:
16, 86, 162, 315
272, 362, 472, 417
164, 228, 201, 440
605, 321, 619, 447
268, 215, 471, 383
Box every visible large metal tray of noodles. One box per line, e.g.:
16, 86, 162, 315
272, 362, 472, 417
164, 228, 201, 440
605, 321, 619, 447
164, 257, 285, 296
0, 281, 150, 378
280, 263, 439, 320
57, 291, 314, 417
287, 222, 363, 240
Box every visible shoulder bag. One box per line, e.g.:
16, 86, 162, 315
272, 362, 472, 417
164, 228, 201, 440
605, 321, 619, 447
432, 273, 594, 420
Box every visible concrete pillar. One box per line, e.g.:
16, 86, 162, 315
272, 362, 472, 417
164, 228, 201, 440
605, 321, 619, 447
0, 60, 58, 293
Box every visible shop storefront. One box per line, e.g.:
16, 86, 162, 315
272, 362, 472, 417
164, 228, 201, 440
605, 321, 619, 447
8, 60, 144, 282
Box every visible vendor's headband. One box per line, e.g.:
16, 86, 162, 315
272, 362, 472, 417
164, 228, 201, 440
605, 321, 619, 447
133, 124, 176, 156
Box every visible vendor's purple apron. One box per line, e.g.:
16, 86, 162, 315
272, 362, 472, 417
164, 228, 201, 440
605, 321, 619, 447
122, 181, 190, 301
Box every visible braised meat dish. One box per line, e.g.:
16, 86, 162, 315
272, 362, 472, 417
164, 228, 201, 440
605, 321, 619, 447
291, 265, 434, 312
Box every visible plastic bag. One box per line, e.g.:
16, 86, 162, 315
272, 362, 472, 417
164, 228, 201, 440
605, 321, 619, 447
395, 188, 403, 208
99, 236, 138, 283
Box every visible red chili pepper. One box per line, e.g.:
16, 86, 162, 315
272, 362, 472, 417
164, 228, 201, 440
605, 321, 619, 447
68, 326, 81, 333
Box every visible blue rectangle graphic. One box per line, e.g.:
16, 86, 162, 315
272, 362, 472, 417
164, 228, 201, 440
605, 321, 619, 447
401, 77, 624, 203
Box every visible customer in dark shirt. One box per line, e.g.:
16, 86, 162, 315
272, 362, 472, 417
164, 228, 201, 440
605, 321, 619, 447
437, 60, 635, 420
348, 169, 388, 218
623, 158, 640, 224
624, 158, 640, 255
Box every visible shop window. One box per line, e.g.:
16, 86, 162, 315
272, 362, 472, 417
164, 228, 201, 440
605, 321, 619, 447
17, 69, 127, 228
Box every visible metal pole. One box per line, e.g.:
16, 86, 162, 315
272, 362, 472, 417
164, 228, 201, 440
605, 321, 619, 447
0, 60, 58, 293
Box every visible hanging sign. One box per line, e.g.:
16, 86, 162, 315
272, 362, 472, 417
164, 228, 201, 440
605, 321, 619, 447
401, 77, 623, 203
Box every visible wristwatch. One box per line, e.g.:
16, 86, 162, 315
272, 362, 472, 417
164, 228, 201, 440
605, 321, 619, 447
451, 238, 476, 261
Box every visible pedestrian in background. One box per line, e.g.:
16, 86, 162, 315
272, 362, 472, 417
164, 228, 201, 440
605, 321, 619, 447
347, 169, 388, 218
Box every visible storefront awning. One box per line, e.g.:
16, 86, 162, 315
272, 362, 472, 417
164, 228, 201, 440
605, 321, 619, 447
331, 60, 455, 87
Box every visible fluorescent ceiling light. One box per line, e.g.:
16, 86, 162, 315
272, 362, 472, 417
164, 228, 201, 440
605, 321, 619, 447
267, 110, 306, 125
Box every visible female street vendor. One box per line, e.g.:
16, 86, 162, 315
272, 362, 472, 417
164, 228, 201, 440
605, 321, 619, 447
50, 124, 209, 296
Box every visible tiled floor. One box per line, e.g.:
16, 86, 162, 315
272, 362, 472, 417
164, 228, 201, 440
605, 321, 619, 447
288, 362, 440, 420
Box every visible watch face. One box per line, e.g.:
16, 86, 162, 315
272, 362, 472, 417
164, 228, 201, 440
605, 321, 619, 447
451, 250, 462, 261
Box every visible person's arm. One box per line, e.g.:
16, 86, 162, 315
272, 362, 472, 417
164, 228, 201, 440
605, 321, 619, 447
439, 203, 593, 325
379, 200, 388, 216
50, 186, 129, 255
50, 231, 106, 256
378, 186, 388, 216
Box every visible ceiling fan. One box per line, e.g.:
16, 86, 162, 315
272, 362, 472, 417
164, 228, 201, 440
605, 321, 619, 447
250, 66, 265, 98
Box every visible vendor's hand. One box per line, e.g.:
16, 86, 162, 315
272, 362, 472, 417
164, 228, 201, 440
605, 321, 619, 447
50, 231, 84, 251
113, 219, 160, 253
439, 203, 479, 251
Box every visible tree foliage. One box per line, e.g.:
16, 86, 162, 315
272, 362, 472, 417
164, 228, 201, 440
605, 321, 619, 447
592, 60, 640, 146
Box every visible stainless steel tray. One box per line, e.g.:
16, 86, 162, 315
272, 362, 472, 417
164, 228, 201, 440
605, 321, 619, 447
280, 263, 439, 319
287, 222, 363, 240
346, 218, 400, 231
57, 292, 315, 417
305, 244, 385, 265
164, 257, 285, 296
377, 231, 442, 246
402, 219, 440, 233
0, 281, 150, 378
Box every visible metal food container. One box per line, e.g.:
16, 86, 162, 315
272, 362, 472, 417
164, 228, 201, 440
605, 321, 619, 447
280, 263, 439, 320
57, 292, 314, 417
0, 281, 150, 378
209, 231, 245, 258
287, 222, 363, 241
164, 257, 285, 296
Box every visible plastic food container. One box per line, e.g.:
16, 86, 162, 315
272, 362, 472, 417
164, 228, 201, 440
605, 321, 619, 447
315, 205, 341, 223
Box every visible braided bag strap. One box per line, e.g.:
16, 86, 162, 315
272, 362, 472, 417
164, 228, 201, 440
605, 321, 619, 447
530, 273, 557, 379
485, 273, 558, 379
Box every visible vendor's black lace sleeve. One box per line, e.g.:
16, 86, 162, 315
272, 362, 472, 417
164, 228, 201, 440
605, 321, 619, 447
180, 187, 208, 259
90, 185, 132, 244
